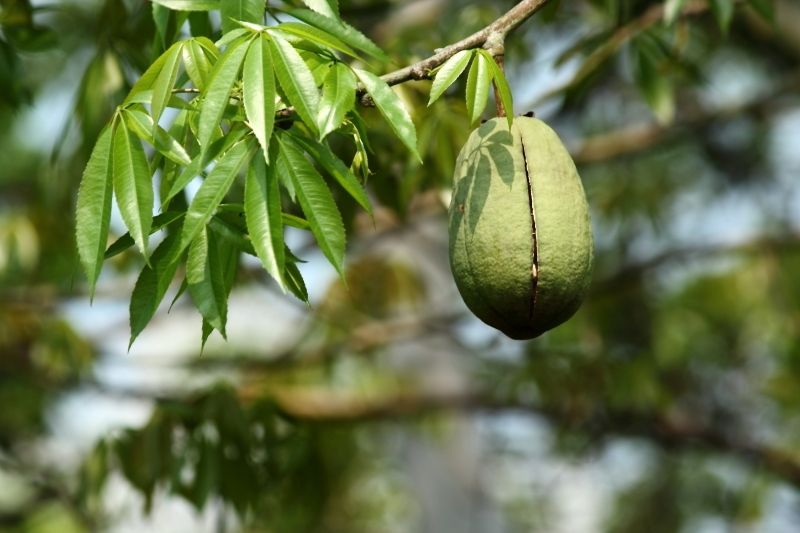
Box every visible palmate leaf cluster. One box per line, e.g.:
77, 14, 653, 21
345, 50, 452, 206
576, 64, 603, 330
74, 0, 460, 346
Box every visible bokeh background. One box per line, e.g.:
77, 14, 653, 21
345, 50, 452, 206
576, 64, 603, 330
1, 0, 800, 531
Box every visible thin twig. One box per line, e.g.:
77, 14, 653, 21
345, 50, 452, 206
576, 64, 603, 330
378, 0, 551, 87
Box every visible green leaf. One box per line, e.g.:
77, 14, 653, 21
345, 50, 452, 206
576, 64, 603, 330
123, 46, 176, 106
128, 233, 181, 347
288, 8, 386, 61
113, 116, 154, 260
163, 126, 248, 208
201, 318, 214, 348
345, 113, 372, 181
353, 68, 420, 161
267, 32, 320, 135
169, 278, 188, 312
159, 110, 191, 201
183, 39, 214, 91
300, 0, 338, 19
152, 4, 174, 50
105, 211, 185, 259
663, 0, 688, 24
284, 259, 309, 303
175, 140, 254, 262
197, 37, 249, 151
299, 50, 333, 86
289, 132, 371, 213
479, 49, 513, 126
151, 41, 183, 126
216, 28, 249, 48
633, 43, 674, 124
317, 63, 356, 139
153, 4, 169, 46
428, 49, 472, 105
282, 212, 310, 230
245, 153, 287, 289
152, 0, 219, 10
465, 51, 492, 125
122, 91, 192, 110
277, 135, 345, 275
274, 22, 357, 59
710, 0, 734, 35
209, 215, 255, 255
76, 124, 115, 298
348, 110, 373, 153
195, 36, 220, 59
221, 0, 264, 33
189, 12, 215, 39
123, 109, 192, 166
242, 35, 276, 162
187, 228, 230, 336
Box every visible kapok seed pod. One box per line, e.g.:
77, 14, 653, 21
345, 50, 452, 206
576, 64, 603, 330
448, 116, 593, 339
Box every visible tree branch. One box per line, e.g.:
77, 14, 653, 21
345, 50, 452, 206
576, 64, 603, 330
531, 0, 728, 107
593, 233, 800, 295
378, 0, 551, 87
268, 387, 800, 487
83, 373, 800, 490
571, 71, 800, 164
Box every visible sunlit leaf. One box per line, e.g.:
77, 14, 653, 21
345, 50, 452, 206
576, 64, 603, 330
242, 35, 275, 162
123, 46, 176, 106
267, 31, 320, 135
152, 0, 219, 10
221, 0, 264, 33
244, 153, 286, 290
175, 139, 254, 262
300, 0, 338, 19
289, 131, 371, 213
275, 22, 357, 59
105, 211, 185, 259
277, 135, 345, 275
151, 41, 183, 126
183, 39, 214, 91
317, 63, 356, 139
113, 115, 153, 260
163, 126, 248, 208
353, 68, 420, 161
282, 212, 310, 230
465, 51, 491, 125
216, 28, 249, 48
197, 36, 249, 151
479, 49, 513, 126
187, 228, 229, 336
428, 49, 472, 106
288, 8, 386, 61
123, 108, 191, 166
76, 123, 115, 298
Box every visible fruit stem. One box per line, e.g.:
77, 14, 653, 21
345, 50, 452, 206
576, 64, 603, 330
493, 54, 506, 118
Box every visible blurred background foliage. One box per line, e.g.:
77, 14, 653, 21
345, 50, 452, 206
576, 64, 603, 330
1, 0, 800, 531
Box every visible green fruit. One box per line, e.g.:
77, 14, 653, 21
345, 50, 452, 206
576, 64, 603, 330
448, 116, 593, 339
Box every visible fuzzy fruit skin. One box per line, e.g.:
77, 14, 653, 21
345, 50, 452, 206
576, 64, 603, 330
448, 116, 593, 339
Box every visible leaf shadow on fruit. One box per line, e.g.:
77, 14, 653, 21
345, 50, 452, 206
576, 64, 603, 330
450, 123, 514, 237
